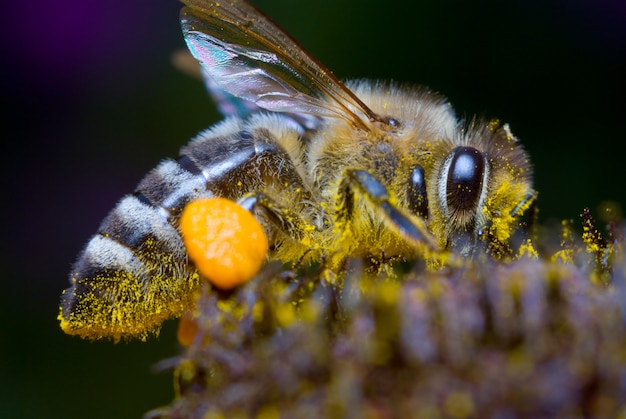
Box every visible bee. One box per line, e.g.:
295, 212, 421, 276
59, 0, 535, 340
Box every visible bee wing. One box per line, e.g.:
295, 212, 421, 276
173, 48, 322, 132
172, 48, 265, 118
180, 0, 380, 130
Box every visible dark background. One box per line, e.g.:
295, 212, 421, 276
1, 0, 624, 417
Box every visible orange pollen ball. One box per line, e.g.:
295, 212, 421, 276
176, 314, 199, 347
180, 197, 268, 290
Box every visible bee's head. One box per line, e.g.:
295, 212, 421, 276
425, 122, 535, 256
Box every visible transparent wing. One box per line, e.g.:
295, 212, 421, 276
180, 0, 382, 130
173, 48, 259, 117
172, 48, 322, 132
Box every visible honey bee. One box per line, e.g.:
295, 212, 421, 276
59, 0, 535, 340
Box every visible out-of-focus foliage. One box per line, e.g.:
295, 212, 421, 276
148, 209, 626, 418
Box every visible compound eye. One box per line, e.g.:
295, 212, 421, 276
408, 166, 428, 217
446, 146, 485, 212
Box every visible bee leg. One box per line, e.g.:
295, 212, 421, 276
511, 190, 538, 218
479, 190, 538, 258
238, 192, 311, 241
511, 190, 539, 255
338, 169, 439, 250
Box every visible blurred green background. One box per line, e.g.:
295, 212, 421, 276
1, 0, 624, 417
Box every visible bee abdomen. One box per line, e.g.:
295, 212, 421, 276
136, 158, 215, 218
59, 126, 298, 340
59, 195, 200, 340
59, 160, 212, 340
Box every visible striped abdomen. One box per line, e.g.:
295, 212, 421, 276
59, 124, 283, 340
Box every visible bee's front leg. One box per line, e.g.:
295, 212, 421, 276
337, 169, 439, 250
